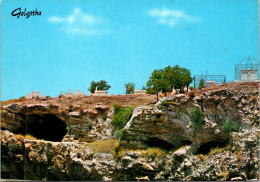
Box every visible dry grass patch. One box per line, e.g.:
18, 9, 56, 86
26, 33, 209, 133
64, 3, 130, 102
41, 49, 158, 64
206, 144, 231, 160
235, 150, 243, 170
236, 153, 243, 162
220, 165, 229, 180
2, 99, 20, 106
25, 134, 38, 140
196, 154, 206, 161
13, 134, 25, 139
145, 147, 166, 158
13, 133, 39, 140
87, 139, 120, 155
116, 147, 127, 158
125, 147, 166, 158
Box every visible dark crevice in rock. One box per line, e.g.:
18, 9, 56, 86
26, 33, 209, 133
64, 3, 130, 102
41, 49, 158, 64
181, 140, 192, 146
144, 137, 175, 150
195, 139, 229, 155
15, 114, 67, 141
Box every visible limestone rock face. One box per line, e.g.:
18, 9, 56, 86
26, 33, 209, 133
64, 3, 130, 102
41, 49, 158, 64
1, 130, 116, 181
1, 102, 113, 143
124, 89, 259, 151
1, 82, 259, 181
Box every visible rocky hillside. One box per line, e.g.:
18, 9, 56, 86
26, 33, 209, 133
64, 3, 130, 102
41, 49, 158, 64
1, 82, 259, 181
1, 94, 156, 142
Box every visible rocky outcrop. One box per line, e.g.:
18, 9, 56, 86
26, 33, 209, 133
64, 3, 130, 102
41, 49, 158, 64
2, 125, 258, 181
124, 88, 259, 152
1, 130, 116, 181
1, 95, 156, 143
1, 82, 259, 181
1, 102, 113, 142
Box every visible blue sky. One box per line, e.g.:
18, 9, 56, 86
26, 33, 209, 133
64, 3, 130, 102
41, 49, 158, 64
1, 0, 259, 101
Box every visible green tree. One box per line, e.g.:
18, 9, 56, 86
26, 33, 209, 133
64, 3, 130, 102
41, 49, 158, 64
166, 65, 193, 93
146, 65, 193, 99
88, 80, 111, 93
146, 69, 169, 100
125, 82, 135, 94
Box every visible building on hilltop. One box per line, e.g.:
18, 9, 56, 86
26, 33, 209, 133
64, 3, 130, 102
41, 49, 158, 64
61, 88, 85, 97
25, 91, 45, 99
234, 57, 259, 82
204, 81, 218, 88
90, 87, 107, 96
74, 88, 85, 96
133, 89, 146, 95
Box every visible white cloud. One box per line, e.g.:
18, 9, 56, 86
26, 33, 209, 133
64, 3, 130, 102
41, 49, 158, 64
48, 8, 108, 35
148, 7, 199, 28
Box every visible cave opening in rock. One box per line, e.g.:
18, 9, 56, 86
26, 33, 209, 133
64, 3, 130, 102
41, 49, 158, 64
144, 137, 175, 150
195, 139, 229, 155
17, 114, 67, 141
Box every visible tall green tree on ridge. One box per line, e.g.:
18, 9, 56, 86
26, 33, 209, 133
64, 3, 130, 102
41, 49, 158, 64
88, 80, 111, 93
125, 82, 135, 94
146, 65, 192, 100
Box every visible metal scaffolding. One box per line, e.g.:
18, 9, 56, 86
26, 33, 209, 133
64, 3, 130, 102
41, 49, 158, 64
193, 75, 226, 89
235, 57, 259, 81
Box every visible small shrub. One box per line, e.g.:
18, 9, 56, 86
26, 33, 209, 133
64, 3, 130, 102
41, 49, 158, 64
19, 96, 26, 101
113, 103, 122, 114
161, 101, 167, 107
189, 107, 205, 130
111, 104, 133, 130
222, 81, 228, 86
8, 143, 19, 150
222, 119, 239, 133
198, 79, 204, 89
115, 129, 127, 140
161, 101, 179, 107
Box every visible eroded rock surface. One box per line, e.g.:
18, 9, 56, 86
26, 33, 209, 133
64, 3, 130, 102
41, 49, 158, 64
1, 82, 259, 181
124, 88, 259, 151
